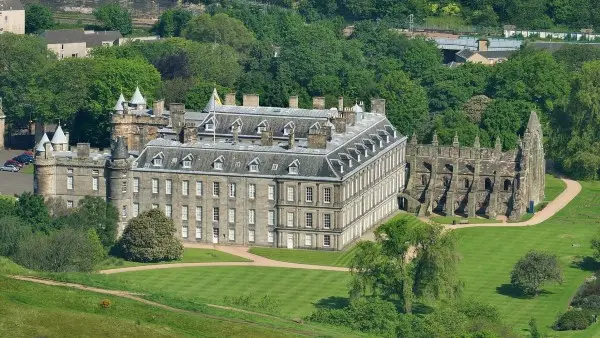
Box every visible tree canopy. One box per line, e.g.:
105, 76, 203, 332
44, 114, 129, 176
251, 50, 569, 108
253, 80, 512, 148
93, 4, 133, 35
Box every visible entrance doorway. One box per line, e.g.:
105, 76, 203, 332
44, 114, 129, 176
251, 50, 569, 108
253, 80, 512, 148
212, 228, 219, 244
286, 234, 294, 249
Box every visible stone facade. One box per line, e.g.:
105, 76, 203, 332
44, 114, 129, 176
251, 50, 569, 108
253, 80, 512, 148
0, 0, 25, 35
400, 111, 545, 220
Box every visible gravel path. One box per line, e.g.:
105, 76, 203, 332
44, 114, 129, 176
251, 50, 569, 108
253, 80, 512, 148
99, 179, 581, 274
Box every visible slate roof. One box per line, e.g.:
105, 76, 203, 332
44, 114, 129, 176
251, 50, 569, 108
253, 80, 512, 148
51, 125, 67, 144
41, 29, 122, 46
0, 0, 24, 11
135, 112, 405, 181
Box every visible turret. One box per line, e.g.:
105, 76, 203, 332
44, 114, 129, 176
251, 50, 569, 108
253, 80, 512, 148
109, 136, 131, 234
130, 87, 146, 110
51, 125, 68, 151
33, 137, 57, 197
114, 93, 125, 114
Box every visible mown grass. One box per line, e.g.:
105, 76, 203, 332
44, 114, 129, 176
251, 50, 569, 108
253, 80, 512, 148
0, 274, 353, 337
456, 180, 600, 337
430, 216, 501, 225
53, 266, 352, 320
20, 165, 34, 175
97, 248, 250, 270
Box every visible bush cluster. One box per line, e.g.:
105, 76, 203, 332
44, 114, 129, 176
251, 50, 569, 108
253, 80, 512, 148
222, 294, 280, 315
555, 274, 600, 331
554, 310, 593, 331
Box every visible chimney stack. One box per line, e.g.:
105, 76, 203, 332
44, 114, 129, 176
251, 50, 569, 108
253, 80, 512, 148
477, 39, 488, 52
288, 129, 295, 149
225, 93, 236, 106
370, 99, 386, 115
289, 96, 299, 108
243, 94, 260, 107
332, 117, 346, 133
345, 111, 356, 126
338, 96, 344, 111
180, 121, 197, 144
261, 129, 273, 146
153, 99, 165, 117
77, 143, 90, 158
312, 97, 325, 109
169, 103, 186, 131
307, 129, 327, 149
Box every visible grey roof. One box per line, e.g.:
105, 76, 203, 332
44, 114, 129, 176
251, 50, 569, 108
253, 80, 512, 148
112, 136, 129, 160
41, 29, 122, 46
35, 133, 50, 152
130, 87, 146, 105
51, 125, 67, 144
136, 112, 405, 181
531, 41, 600, 52
0, 0, 24, 11
114, 93, 125, 111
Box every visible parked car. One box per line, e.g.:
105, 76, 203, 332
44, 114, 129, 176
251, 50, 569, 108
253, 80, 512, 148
13, 154, 33, 164
0, 165, 19, 172
22, 151, 34, 156
4, 160, 23, 168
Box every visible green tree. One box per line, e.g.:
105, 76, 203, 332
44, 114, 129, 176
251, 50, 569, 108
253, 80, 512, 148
0, 196, 16, 218
117, 209, 183, 263
481, 99, 535, 150
431, 109, 482, 147
14, 192, 50, 233
25, 4, 55, 34
155, 8, 193, 38
553, 44, 600, 72
591, 229, 600, 260
401, 37, 442, 80
183, 13, 255, 53
529, 317, 540, 338
350, 217, 461, 313
510, 250, 563, 296
63, 196, 119, 248
0, 216, 31, 257
93, 4, 133, 35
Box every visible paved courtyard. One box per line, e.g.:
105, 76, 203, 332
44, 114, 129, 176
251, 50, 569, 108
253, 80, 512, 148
0, 150, 33, 196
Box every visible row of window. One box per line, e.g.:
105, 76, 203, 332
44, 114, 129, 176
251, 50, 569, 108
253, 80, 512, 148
132, 204, 279, 226
178, 226, 276, 244
285, 186, 332, 203
285, 212, 332, 229
140, 179, 272, 199
343, 147, 404, 200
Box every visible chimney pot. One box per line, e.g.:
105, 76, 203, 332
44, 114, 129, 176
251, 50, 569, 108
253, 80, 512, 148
225, 93, 237, 106
153, 99, 165, 117
243, 94, 260, 107
312, 97, 325, 109
289, 96, 299, 108
77, 143, 90, 158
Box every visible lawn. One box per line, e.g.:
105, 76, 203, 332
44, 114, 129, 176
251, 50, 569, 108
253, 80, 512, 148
0, 275, 346, 338
249, 214, 424, 267
54, 266, 352, 320
456, 180, 600, 337
20, 164, 34, 175
430, 216, 501, 225
544, 174, 568, 202
97, 248, 250, 270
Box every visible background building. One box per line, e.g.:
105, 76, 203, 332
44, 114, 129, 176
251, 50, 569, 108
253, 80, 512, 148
0, 0, 24, 35
42, 29, 123, 59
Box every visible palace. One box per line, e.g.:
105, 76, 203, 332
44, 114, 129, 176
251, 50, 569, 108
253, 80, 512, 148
34, 89, 406, 250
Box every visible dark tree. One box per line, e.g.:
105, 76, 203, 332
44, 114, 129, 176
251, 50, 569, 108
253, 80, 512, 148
63, 196, 119, 248
25, 4, 55, 34
93, 4, 133, 35
14, 192, 50, 233
510, 250, 563, 296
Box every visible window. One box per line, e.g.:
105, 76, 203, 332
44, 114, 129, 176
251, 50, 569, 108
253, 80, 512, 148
67, 200, 73, 208
305, 234, 312, 246
214, 161, 223, 170
305, 187, 313, 202
249, 230, 255, 242
206, 123, 214, 131
324, 188, 331, 203
286, 212, 294, 227
504, 179, 511, 191
67, 168, 73, 174
289, 166, 298, 175
153, 157, 163, 166
287, 187, 294, 202
133, 203, 139, 217
181, 206, 188, 221
228, 229, 235, 241
122, 206, 127, 219
67, 176, 73, 190
213, 207, 219, 221
249, 209, 255, 224
485, 178, 492, 190
166, 179, 172, 195
250, 164, 259, 172
165, 204, 172, 218
182, 180, 189, 196
183, 159, 191, 168
151, 204, 158, 209
268, 231, 274, 243
121, 181, 127, 193
248, 184, 256, 199
133, 178, 139, 193
228, 208, 235, 223
271, 164, 278, 171
152, 179, 159, 194
268, 210, 275, 226
92, 177, 98, 191
306, 213, 313, 228
268, 186, 275, 200
229, 183, 236, 197
421, 174, 427, 186
195, 226, 202, 239
213, 182, 220, 196
182, 225, 188, 238
196, 181, 203, 196
464, 178, 470, 188
324, 214, 331, 229
324, 235, 331, 247
195, 206, 202, 222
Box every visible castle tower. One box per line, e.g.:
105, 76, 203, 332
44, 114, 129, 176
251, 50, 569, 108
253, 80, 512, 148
33, 134, 57, 196
114, 93, 125, 114
130, 87, 146, 110
108, 136, 132, 234
0, 98, 5, 149
51, 125, 68, 151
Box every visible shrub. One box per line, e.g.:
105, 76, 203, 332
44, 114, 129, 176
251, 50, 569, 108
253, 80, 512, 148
100, 299, 112, 308
116, 209, 183, 262
0, 216, 32, 257
510, 250, 563, 296
573, 295, 600, 311
553, 310, 593, 331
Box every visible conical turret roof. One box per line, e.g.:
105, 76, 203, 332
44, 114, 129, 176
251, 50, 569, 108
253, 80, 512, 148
130, 87, 146, 105
112, 136, 128, 160
114, 93, 125, 111
204, 88, 222, 112
51, 125, 67, 144
352, 102, 363, 113
36, 133, 50, 152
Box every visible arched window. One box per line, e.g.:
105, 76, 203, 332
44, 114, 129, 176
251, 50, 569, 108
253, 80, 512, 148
421, 174, 427, 185
484, 178, 492, 190
464, 178, 469, 188
504, 179, 512, 191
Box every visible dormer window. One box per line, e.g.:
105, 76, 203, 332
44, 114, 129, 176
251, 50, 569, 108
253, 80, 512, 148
230, 118, 242, 133
213, 155, 224, 170
152, 153, 164, 167
182, 154, 193, 168
257, 126, 265, 134
272, 164, 278, 171
283, 121, 295, 135
206, 123, 215, 131
288, 159, 299, 175
257, 120, 269, 134
250, 164, 258, 172
248, 157, 260, 172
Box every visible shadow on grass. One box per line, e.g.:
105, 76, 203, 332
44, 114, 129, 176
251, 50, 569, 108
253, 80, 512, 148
496, 284, 554, 299
571, 256, 600, 272
313, 296, 349, 310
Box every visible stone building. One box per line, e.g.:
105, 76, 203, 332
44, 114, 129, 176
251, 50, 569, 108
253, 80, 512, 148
0, 0, 24, 35
34, 88, 407, 250
41, 29, 123, 59
399, 111, 545, 220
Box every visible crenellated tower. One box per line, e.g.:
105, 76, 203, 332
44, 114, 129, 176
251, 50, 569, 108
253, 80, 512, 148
108, 136, 132, 234
33, 133, 57, 196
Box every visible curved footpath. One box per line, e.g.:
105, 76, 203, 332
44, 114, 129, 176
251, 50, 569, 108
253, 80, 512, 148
100, 178, 581, 275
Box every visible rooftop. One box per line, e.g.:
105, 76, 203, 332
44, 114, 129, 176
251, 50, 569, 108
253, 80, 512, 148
0, 0, 23, 11
41, 29, 123, 46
